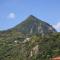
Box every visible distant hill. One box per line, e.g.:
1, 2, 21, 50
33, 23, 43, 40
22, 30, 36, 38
12, 15, 56, 35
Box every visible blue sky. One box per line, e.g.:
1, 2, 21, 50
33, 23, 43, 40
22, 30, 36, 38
0, 0, 60, 31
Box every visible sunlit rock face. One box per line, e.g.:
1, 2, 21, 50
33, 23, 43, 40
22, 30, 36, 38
30, 45, 39, 57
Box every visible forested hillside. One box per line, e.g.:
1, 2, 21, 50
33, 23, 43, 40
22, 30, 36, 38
0, 15, 58, 60
0, 32, 60, 60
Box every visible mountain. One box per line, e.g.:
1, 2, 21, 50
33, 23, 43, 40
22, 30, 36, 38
12, 15, 56, 35
0, 15, 58, 60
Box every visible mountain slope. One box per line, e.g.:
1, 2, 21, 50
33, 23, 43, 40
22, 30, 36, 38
0, 32, 60, 60
0, 15, 58, 60
12, 15, 56, 35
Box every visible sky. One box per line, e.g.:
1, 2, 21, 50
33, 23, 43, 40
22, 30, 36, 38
0, 0, 60, 32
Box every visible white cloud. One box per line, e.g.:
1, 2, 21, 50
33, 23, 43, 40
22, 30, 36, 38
7, 12, 16, 19
53, 22, 60, 31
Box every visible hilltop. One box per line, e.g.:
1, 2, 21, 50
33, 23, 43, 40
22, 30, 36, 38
12, 15, 56, 35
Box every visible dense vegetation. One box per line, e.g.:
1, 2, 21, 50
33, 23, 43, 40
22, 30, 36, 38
0, 32, 60, 60
0, 15, 58, 60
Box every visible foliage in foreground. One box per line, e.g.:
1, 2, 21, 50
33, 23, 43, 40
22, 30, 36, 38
0, 32, 60, 60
